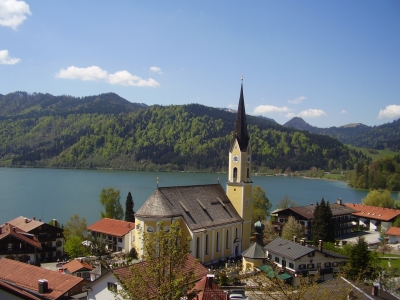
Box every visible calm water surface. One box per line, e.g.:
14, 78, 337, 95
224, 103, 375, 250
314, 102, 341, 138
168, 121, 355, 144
0, 168, 391, 226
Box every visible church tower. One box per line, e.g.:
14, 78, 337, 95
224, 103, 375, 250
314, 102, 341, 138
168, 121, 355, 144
226, 82, 253, 251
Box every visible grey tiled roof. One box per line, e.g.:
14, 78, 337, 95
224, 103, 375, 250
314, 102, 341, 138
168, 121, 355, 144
264, 237, 314, 260
264, 237, 349, 261
242, 242, 265, 259
135, 184, 243, 231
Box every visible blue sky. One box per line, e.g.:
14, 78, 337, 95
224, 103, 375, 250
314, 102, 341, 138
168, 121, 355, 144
1, 1, 399, 128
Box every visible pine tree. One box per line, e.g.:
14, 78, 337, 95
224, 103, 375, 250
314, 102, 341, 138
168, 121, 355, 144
312, 198, 335, 244
124, 191, 135, 222
347, 236, 371, 280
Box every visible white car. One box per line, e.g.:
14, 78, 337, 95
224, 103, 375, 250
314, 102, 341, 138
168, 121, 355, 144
229, 294, 248, 300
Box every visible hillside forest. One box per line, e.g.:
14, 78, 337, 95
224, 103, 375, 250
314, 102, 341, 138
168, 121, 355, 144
0, 91, 398, 191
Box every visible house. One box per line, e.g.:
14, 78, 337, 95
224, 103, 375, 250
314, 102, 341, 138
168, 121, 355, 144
344, 203, 400, 233
385, 227, 400, 244
0, 258, 86, 299
241, 242, 265, 272
62, 259, 94, 280
86, 254, 209, 300
6, 216, 64, 262
272, 199, 358, 240
87, 218, 134, 253
193, 274, 227, 300
134, 83, 253, 264
0, 223, 42, 265
264, 237, 348, 285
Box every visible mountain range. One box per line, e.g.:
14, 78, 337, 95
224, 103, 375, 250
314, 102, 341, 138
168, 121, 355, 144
0, 91, 374, 172
284, 117, 400, 151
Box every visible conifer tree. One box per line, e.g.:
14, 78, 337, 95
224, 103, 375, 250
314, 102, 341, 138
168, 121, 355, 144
312, 198, 335, 244
124, 191, 135, 222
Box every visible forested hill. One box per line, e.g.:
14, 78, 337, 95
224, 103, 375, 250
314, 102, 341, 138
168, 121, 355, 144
0, 92, 369, 172
284, 117, 400, 151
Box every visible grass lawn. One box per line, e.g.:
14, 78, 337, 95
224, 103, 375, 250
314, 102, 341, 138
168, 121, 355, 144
346, 145, 398, 161
379, 258, 400, 269
322, 173, 344, 180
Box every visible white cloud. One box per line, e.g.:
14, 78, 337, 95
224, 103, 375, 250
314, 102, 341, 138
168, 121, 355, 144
288, 96, 306, 104
340, 110, 347, 114
56, 66, 108, 81
0, 0, 31, 30
253, 105, 291, 114
377, 105, 400, 119
149, 66, 163, 75
285, 112, 296, 119
298, 109, 327, 118
56, 66, 160, 87
0, 49, 20, 64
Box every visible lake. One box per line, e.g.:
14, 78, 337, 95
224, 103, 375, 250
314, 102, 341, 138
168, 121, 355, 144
0, 168, 391, 227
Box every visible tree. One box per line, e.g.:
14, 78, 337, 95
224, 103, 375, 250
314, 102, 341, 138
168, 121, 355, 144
252, 186, 272, 224
346, 236, 372, 280
281, 216, 304, 241
312, 199, 335, 244
99, 187, 124, 219
116, 221, 196, 300
262, 220, 279, 245
63, 214, 91, 259
124, 191, 135, 222
362, 189, 394, 208
63, 214, 89, 241
275, 195, 298, 210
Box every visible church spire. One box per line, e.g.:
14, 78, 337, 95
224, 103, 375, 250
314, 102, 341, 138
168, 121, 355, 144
232, 83, 249, 151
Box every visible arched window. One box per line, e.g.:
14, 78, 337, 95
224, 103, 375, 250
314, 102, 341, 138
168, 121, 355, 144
216, 232, 220, 252
226, 230, 230, 249
205, 234, 209, 255
233, 168, 238, 182
247, 168, 249, 179
235, 228, 238, 239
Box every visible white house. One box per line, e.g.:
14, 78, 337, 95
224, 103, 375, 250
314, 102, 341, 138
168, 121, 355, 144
87, 218, 134, 253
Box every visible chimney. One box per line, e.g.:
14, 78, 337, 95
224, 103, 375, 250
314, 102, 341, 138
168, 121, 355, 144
337, 198, 342, 205
310, 203, 314, 206
319, 240, 323, 252
33, 216, 35, 220
39, 219, 41, 222
206, 274, 214, 288
24, 218, 28, 223
38, 279, 48, 294
53, 219, 57, 227
293, 236, 297, 243
300, 238, 305, 246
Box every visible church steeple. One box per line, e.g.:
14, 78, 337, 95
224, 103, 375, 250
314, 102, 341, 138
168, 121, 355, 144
231, 84, 250, 152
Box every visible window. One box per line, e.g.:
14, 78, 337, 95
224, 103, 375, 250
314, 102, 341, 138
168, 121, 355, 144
103, 234, 106, 238
324, 262, 331, 267
118, 247, 122, 252
282, 260, 286, 268
289, 263, 294, 269
196, 237, 200, 258
275, 257, 280, 263
247, 168, 249, 178
205, 234, 209, 255
56, 240, 62, 247
107, 282, 117, 291
332, 262, 339, 267
233, 168, 237, 182
216, 232, 220, 252
97, 232, 100, 237
307, 264, 315, 269
108, 235, 112, 240
118, 238, 122, 243
307, 252, 315, 257
299, 264, 306, 270
235, 228, 238, 239
8, 243, 12, 251
226, 230, 229, 249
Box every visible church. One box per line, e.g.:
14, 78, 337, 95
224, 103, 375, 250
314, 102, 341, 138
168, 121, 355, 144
133, 82, 253, 264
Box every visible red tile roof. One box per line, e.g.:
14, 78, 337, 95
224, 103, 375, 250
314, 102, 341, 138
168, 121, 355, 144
62, 259, 93, 274
194, 275, 227, 300
0, 258, 84, 300
344, 203, 400, 221
87, 218, 134, 237
113, 254, 209, 299
386, 227, 400, 237
0, 280, 41, 300
0, 223, 41, 249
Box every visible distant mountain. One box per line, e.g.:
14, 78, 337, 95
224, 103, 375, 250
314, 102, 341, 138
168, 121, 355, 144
284, 117, 399, 151
0, 91, 368, 172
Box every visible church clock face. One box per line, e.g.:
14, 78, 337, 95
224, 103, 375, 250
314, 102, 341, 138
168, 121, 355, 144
246, 156, 251, 163
232, 155, 239, 163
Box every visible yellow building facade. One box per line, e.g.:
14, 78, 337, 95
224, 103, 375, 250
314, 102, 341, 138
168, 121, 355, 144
133, 83, 253, 264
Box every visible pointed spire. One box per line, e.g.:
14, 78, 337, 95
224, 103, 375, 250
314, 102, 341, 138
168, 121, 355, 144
232, 83, 249, 151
